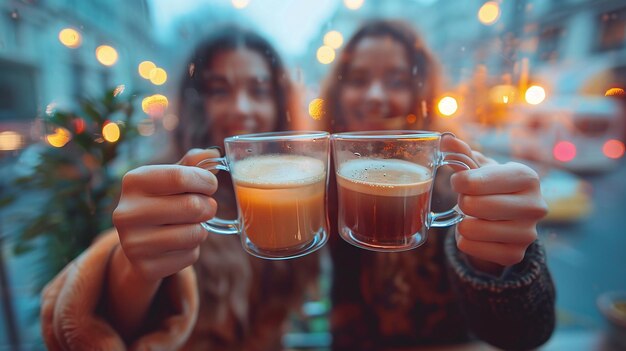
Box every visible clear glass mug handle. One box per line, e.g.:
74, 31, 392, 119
196, 158, 239, 235
429, 152, 475, 228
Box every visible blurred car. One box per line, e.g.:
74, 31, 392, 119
469, 95, 625, 174
539, 167, 593, 223
508, 96, 625, 174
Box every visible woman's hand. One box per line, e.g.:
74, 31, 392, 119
112, 148, 220, 282
441, 135, 548, 272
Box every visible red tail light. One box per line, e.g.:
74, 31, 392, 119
553, 141, 576, 162
603, 139, 625, 159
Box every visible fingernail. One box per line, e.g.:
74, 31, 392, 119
442, 131, 456, 139
207, 146, 223, 156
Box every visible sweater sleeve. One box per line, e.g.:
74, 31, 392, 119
444, 231, 556, 351
40, 229, 200, 351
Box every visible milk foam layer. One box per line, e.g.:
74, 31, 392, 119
233, 154, 326, 188
337, 158, 432, 197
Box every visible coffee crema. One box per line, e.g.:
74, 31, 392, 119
337, 158, 433, 247
232, 155, 327, 251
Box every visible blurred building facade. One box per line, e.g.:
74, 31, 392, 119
0, 0, 159, 153
0, 0, 159, 347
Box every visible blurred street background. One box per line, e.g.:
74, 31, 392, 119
1, 0, 626, 349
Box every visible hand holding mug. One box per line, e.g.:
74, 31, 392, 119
112, 149, 220, 281
442, 135, 549, 268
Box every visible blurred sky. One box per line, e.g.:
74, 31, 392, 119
148, 0, 337, 57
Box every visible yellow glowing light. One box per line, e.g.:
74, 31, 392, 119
231, 0, 250, 9
324, 31, 344, 49
102, 122, 121, 143
96, 45, 118, 66
162, 114, 179, 131
138, 61, 157, 79
316, 46, 336, 65
605, 87, 626, 97
438, 96, 458, 117
525, 85, 546, 105
58, 28, 82, 48
150, 68, 168, 85
138, 119, 156, 136
478, 1, 501, 25
142, 94, 169, 116
308, 98, 326, 120
344, 0, 364, 10
46, 127, 72, 148
0, 131, 24, 151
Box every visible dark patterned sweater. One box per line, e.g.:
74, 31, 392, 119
329, 228, 556, 351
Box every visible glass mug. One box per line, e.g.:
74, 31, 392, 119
331, 130, 472, 252
198, 131, 330, 260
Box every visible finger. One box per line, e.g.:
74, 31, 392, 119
458, 193, 548, 221
114, 195, 217, 226
120, 224, 208, 258
451, 162, 540, 195
455, 233, 528, 266
122, 165, 218, 196
457, 217, 537, 245
471, 150, 498, 167
131, 248, 201, 281
178, 148, 222, 167
440, 134, 479, 170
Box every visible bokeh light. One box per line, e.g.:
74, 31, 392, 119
138, 119, 156, 136
308, 98, 325, 120
73, 118, 86, 134
553, 141, 576, 162
603, 139, 625, 159
478, 1, 501, 25
46, 127, 72, 148
142, 94, 169, 116
138, 61, 156, 79
96, 45, 118, 66
324, 30, 344, 49
437, 96, 458, 117
162, 114, 179, 131
316, 46, 335, 65
150, 67, 168, 85
344, 0, 364, 10
58, 28, 82, 48
406, 114, 417, 124
605, 87, 626, 97
232, 0, 250, 9
525, 85, 546, 105
0, 131, 24, 151
102, 122, 121, 143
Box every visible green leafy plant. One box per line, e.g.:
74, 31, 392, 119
4, 86, 143, 292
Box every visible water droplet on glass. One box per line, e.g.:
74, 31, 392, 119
246, 148, 252, 153
412, 66, 418, 76
287, 145, 292, 149
383, 173, 387, 177
354, 152, 361, 157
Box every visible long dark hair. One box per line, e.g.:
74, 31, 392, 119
175, 26, 295, 156
321, 19, 441, 132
